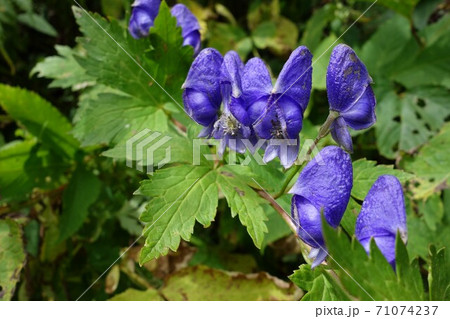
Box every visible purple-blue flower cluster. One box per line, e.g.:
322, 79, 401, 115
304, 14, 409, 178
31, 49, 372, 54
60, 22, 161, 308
183, 46, 313, 167
129, 0, 201, 54
180, 41, 405, 269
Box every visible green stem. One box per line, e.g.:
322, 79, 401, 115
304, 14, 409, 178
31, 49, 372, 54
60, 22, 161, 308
274, 165, 301, 199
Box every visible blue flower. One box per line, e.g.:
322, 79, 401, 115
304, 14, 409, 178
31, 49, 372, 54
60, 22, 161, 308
182, 48, 222, 131
355, 175, 407, 269
170, 4, 202, 55
129, 1, 201, 54
289, 146, 353, 268
242, 46, 312, 168
326, 44, 376, 153
182, 49, 251, 156
129, 0, 162, 38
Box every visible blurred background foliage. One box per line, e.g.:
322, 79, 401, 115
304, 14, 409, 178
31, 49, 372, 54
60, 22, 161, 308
0, 0, 449, 300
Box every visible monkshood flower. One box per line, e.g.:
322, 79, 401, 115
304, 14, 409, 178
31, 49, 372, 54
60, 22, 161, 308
182, 49, 251, 155
129, 1, 201, 54
170, 4, 202, 55
326, 44, 376, 153
289, 146, 353, 268
242, 46, 312, 168
355, 175, 407, 269
213, 51, 252, 155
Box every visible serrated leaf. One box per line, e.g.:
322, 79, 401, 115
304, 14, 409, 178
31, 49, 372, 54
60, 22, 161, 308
0, 84, 78, 158
72, 93, 170, 147
161, 265, 300, 301
59, 163, 101, 241
0, 219, 26, 301
217, 166, 268, 248
138, 165, 219, 264
72, 3, 192, 146
321, 218, 425, 301
31, 45, 95, 91
352, 159, 413, 201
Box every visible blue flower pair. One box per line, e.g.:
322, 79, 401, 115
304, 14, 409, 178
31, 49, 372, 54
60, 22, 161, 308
183, 46, 313, 167
290, 146, 407, 269
129, 0, 201, 54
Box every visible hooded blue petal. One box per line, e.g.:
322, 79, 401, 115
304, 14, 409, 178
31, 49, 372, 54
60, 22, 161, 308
129, 0, 161, 38
330, 116, 353, 153
273, 46, 313, 112
182, 48, 223, 127
170, 4, 201, 54
326, 44, 372, 113
340, 85, 376, 130
355, 175, 407, 268
290, 146, 353, 228
242, 58, 272, 124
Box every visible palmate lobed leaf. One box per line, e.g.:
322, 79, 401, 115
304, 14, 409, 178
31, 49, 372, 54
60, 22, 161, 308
71, 2, 193, 147
137, 164, 269, 264
316, 218, 425, 301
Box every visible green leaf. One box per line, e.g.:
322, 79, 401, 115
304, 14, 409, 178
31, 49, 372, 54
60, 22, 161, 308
0, 219, 26, 301
72, 93, 170, 147
395, 232, 424, 300
321, 218, 425, 301
251, 17, 299, 56
376, 88, 450, 159
17, 12, 57, 37
208, 22, 253, 60
428, 246, 450, 301
72, 2, 192, 146
31, 45, 95, 91
290, 264, 349, 301
312, 35, 341, 90
340, 197, 360, 236
0, 85, 79, 158
401, 123, 450, 199
0, 140, 71, 202
352, 158, 414, 201
217, 166, 268, 248
392, 16, 450, 89
109, 288, 163, 301
300, 4, 336, 52
59, 163, 101, 241
161, 265, 301, 301
406, 189, 450, 260
138, 165, 219, 264
355, 0, 419, 18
